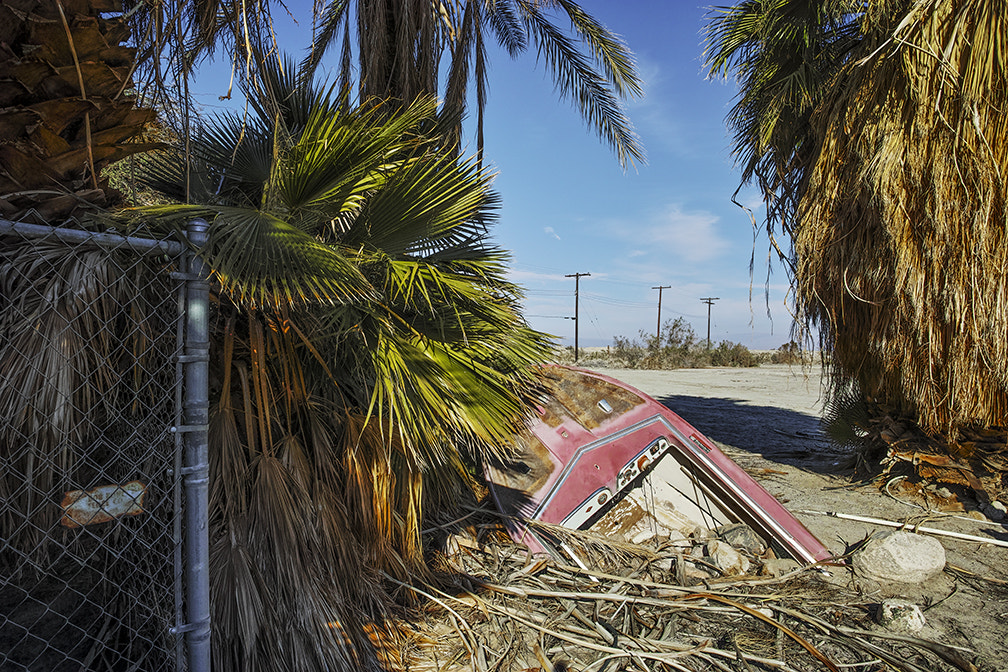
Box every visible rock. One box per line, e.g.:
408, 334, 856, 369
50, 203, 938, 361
983, 501, 1006, 522
876, 599, 926, 632
690, 526, 713, 542
717, 523, 767, 555
630, 529, 658, 545
707, 540, 750, 576
761, 558, 800, 578
683, 561, 711, 581
853, 531, 945, 584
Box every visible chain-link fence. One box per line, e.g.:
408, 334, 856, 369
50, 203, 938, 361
0, 218, 209, 672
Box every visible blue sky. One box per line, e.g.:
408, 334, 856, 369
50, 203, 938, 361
193, 2, 797, 350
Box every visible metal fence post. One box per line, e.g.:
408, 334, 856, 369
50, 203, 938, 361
181, 218, 211, 671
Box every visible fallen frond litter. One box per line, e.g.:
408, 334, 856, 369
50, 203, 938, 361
403, 515, 980, 672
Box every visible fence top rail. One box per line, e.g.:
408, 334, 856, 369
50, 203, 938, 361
0, 218, 185, 256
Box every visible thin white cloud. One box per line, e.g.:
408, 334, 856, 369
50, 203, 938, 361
624, 204, 729, 263
507, 268, 566, 284
544, 226, 561, 240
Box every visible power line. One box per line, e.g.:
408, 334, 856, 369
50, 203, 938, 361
581, 293, 652, 308
580, 296, 607, 343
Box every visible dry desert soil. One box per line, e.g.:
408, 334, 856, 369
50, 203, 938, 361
585, 363, 1008, 671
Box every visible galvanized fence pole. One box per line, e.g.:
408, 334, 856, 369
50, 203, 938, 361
179, 218, 212, 671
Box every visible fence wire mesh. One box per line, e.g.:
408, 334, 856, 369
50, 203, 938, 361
1, 219, 189, 671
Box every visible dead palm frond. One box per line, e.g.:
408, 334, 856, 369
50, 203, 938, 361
0, 235, 176, 553
797, 0, 1008, 434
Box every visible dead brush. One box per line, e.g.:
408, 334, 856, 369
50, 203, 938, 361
398, 512, 982, 672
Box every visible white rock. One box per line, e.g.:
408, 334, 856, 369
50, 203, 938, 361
631, 529, 658, 545
877, 599, 926, 632
707, 540, 751, 576
853, 531, 945, 584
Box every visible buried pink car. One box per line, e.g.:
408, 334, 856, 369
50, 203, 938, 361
486, 366, 832, 565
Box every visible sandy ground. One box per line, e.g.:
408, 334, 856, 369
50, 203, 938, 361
586, 363, 1008, 671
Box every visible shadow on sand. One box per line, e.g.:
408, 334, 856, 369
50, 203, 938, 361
652, 393, 851, 476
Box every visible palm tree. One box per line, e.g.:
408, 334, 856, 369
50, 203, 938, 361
706, 1, 1008, 444
321, 0, 646, 167
125, 0, 644, 169
0, 0, 159, 222
120, 54, 553, 671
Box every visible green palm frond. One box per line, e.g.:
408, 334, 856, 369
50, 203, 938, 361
704, 0, 863, 231
300, 0, 352, 78
516, 0, 644, 169
552, 0, 645, 100
485, 0, 526, 56
345, 152, 497, 255
283, 98, 441, 225
203, 208, 375, 308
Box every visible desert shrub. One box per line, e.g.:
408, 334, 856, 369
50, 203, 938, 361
603, 318, 760, 370
710, 340, 759, 367
771, 341, 803, 364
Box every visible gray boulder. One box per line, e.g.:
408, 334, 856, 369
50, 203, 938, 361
877, 599, 926, 632
853, 530, 946, 584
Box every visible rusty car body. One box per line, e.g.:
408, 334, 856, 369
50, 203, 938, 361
486, 366, 832, 565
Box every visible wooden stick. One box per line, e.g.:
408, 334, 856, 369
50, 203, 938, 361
798, 510, 1008, 548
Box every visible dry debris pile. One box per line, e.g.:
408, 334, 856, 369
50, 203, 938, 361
855, 411, 1008, 518
401, 518, 983, 672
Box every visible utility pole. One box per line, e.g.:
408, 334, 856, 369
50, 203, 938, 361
565, 272, 591, 362
700, 297, 719, 349
651, 285, 671, 339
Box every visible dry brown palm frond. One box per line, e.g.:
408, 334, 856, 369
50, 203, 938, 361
401, 529, 973, 672
210, 425, 393, 671
797, 0, 1008, 437
0, 237, 174, 553
340, 411, 430, 582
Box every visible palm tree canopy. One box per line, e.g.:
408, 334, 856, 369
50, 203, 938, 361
703, 0, 863, 240
124, 53, 551, 449
706, 0, 1008, 437
309, 0, 645, 167
124, 0, 645, 169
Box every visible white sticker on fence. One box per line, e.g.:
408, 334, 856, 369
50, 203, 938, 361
60, 480, 147, 528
